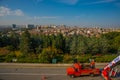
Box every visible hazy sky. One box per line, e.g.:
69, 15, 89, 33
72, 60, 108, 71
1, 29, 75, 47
0, 0, 120, 27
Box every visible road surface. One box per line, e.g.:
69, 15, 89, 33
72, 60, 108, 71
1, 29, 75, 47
0, 63, 119, 80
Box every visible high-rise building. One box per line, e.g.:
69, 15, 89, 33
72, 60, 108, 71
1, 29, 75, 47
12, 24, 17, 30
26, 24, 34, 29
12, 24, 16, 28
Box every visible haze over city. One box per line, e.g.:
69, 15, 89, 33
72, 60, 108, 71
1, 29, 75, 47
0, 0, 120, 27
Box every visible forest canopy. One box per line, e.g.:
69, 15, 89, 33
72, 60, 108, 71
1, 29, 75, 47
0, 30, 120, 63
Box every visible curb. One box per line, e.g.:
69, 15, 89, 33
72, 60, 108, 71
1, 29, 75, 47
0, 63, 107, 68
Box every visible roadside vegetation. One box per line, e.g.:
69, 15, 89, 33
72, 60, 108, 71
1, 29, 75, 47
0, 29, 120, 63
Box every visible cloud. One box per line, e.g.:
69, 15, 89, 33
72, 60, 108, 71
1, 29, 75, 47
33, 0, 118, 5
41, 16, 59, 19
34, 16, 40, 20
27, 16, 60, 20
0, 6, 24, 16
92, 0, 116, 4
54, 0, 79, 5
14, 9, 24, 16
84, 0, 116, 5
33, 16, 59, 20
75, 16, 81, 18
33, 0, 43, 4
35, 0, 43, 2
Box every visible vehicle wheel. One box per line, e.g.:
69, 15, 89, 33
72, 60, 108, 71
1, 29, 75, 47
70, 75, 75, 78
90, 73, 94, 77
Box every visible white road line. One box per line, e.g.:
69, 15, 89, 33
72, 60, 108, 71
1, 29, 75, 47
0, 73, 66, 76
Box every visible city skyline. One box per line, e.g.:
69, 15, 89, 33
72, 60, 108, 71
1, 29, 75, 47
0, 0, 120, 27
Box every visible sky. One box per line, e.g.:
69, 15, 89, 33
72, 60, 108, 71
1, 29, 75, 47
0, 0, 120, 27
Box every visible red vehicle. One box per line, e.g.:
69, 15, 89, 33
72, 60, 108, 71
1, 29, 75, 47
66, 65, 100, 78
101, 55, 120, 80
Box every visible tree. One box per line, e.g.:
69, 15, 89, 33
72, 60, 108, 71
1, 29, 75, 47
54, 33, 65, 52
101, 32, 120, 53
0, 35, 10, 47
86, 37, 98, 54
19, 30, 32, 54
70, 34, 78, 54
30, 35, 43, 54
114, 35, 120, 51
77, 36, 87, 54
38, 47, 60, 63
98, 37, 109, 54
86, 36, 109, 55
70, 34, 88, 55
0, 34, 2, 47
64, 36, 72, 53
8, 31, 20, 51
42, 35, 51, 48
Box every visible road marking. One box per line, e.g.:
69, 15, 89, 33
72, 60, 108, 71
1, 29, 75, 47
0, 73, 66, 76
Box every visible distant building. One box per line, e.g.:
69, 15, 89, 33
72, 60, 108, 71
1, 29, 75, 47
12, 24, 16, 28
12, 24, 17, 30
26, 24, 34, 29
51, 25, 57, 28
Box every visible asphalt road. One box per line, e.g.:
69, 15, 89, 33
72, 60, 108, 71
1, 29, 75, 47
0, 63, 120, 80
0, 67, 103, 80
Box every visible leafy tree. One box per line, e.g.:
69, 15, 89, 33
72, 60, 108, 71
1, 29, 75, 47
30, 35, 43, 54
5, 52, 16, 62
19, 30, 32, 54
114, 35, 120, 51
77, 35, 87, 54
118, 47, 120, 55
8, 31, 20, 51
87, 37, 109, 55
101, 32, 120, 40
64, 36, 72, 53
70, 34, 86, 55
98, 37, 109, 54
32, 34, 44, 54
101, 32, 120, 53
87, 37, 99, 55
70, 34, 78, 54
38, 47, 60, 63
42, 35, 51, 48
50, 34, 56, 48
0, 34, 2, 47
55, 33, 65, 52
0, 35, 10, 47
0, 47, 10, 55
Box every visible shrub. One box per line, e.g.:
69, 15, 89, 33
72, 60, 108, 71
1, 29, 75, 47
95, 54, 117, 62
5, 52, 16, 62
0, 54, 5, 62
38, 53, 49, 63
62, 54, 73, 63
77, 55, 91, 63
0, 47, 10, 55
38, 47, 61, 63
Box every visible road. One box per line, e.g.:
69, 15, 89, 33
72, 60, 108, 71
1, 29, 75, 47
0, 63, 120, 80
0, 67, 103, 80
